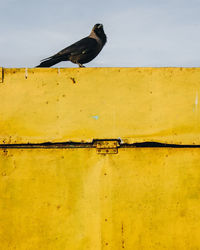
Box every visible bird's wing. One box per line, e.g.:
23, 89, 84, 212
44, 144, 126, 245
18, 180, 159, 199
58, 37, 98, 56
41, 37, 98, 62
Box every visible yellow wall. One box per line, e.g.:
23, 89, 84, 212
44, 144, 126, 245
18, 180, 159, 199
1, 148, 200, 250
0, 67, 200, 144
0, 68, 200, 249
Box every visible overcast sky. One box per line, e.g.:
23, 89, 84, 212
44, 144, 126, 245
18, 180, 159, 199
1, 0, 200, 68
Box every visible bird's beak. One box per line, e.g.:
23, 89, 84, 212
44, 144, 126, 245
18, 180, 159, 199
97, 24, 103, 29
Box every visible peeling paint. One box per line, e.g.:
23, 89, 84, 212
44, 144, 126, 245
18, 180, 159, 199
119, 138, 123, 144
195, 92, 198, 106
25, 68, 28, 79
92, 115, 99, 120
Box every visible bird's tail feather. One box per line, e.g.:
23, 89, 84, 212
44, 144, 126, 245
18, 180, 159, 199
40, 56, 53, 62
36, 57, 63, 68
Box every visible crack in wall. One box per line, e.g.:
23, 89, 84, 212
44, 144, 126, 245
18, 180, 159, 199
0, 140, 200, 148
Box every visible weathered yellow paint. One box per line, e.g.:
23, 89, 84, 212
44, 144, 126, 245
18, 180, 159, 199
0, 148, 200, 249
1, 67, 200, 249
0, 67, 3, 83
1, 67, 200, 144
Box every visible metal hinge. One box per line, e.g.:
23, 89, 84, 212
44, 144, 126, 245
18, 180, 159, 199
94, 140, 120, 154
0, 67, 3, 83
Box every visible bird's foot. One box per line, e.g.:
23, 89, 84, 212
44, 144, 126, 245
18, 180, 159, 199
78, 63, 85, 68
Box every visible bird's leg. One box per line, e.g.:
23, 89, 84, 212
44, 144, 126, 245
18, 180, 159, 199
78, 63, 85, 68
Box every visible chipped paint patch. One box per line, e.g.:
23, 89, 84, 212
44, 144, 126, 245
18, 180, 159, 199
92, 115, 99, 120
119, 138, 124, 144
195, 92, 198, 106
25, 68, 28, 79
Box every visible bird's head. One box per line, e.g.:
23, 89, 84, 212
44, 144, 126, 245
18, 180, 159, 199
93, 23, 104, 34
92, 23, 107, 44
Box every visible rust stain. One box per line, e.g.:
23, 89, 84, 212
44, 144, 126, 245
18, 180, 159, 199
1, 172, 7, 176
3, 149, 8, 156
121, 222, 125, 248
122, 240, 125, 249
70, 77, 76, 84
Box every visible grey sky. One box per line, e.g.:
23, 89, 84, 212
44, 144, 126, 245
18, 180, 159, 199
1, 0, 200, 68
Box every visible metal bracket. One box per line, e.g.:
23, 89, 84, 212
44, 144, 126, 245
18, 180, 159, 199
94, 140, 120, 154
0, 67, 3, 83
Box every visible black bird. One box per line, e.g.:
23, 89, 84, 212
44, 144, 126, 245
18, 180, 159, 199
36, 23, 107, 68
